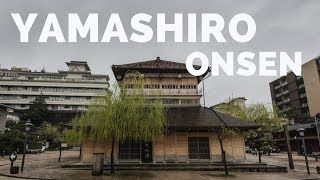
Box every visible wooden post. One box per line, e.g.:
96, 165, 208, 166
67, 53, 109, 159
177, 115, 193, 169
284, 125, 294, 169
302, 138, 310, 174
79, 143, 82, 159
58, 141, 62, 162
92, 153, 104, 176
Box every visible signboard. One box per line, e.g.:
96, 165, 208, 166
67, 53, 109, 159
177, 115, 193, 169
9, 152, 17, 162
141, 141, 152, 163
61, 143, 68, 148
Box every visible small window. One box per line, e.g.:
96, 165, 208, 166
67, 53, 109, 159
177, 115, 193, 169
119, 140, 141, 160
188, 137, 210, 160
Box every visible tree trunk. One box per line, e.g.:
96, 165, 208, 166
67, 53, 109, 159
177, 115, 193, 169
79, 143, 82, 159
219, 138, 228, 175
58, 141, 61, 162
110, 136, 115, 174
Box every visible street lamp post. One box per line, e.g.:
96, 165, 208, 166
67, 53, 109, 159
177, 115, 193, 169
294, 136, 299, 154
297, 125, 310, 174
256, 127, 262, 163
21, 119, 33, 172
58, 122, 63, 162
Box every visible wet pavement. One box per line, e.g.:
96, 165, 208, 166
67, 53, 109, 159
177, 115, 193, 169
0, 150, 320, 179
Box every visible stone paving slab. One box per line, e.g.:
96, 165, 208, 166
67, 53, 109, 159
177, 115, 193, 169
0, 150, 319, 179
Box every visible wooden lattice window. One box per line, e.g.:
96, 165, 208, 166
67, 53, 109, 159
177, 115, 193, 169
119, 141, 141, 160
188, 137, 210, 160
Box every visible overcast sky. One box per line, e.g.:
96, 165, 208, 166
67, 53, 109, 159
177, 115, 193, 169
0, 0, 319, 107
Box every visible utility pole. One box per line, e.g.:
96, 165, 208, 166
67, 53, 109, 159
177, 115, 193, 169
284, 124, 294, 169
201, 74, 210, 107
202, 76, 205, 107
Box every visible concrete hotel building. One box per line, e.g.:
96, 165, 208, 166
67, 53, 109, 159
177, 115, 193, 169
269, 72, 309, 123
269, 56, 320, 122
0, 61, 109, 121
80, 57, 258, 164
271, 56, 320, 153
301, 56, 320, 117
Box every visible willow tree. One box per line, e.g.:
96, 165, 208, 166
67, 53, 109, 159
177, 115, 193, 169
63, 72, 166, 174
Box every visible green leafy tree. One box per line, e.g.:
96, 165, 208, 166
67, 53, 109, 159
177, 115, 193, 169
214, 102, 247, 120
215, 101, 287, 148
0, 120, 24, 154
63, 72, 166, 174
37, 122, 59, 142
19, 94, 48, 127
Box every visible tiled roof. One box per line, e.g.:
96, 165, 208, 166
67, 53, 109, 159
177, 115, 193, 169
167, 106, 258, 130
77, 106, 258, 130
112, 57, 210, 82
112, 57, 200, 71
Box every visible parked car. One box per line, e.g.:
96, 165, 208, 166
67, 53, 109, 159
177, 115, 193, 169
251, 149, 258, 155
245, 146, 252, 153
272, 147, 280, 153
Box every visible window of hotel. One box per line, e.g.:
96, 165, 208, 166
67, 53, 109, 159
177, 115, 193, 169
126, 84, 142, 89
119, 141, 141, 160
188, 137, 210, 160
180, 85, 197, 89
31, 87, 38, 91
144, 84, 160, 89
163, 99, 179, 104
181, 99, 199, 104
162, 84, 179, 89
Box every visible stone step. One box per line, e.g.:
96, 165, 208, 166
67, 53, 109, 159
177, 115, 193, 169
62, 163, 287, 173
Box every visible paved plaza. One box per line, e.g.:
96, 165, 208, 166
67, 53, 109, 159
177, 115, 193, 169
0, 150, 320, 179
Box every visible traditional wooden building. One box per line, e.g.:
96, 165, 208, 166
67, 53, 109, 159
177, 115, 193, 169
80, 57, 258, 163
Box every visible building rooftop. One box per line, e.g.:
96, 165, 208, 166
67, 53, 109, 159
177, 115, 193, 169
111, 57, 210, 81
66, 61, 91, 71
166, 106, 258, 130
211, 97, 247, 109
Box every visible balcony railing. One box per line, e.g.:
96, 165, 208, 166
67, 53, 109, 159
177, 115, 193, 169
281, 82, 288, 86
282, 90, 289, 94
299, 93, 306, 98
277, 101, 283, 105
283, 99, 290, 103
274, 85, 281, 89
0, 76, 107, 83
